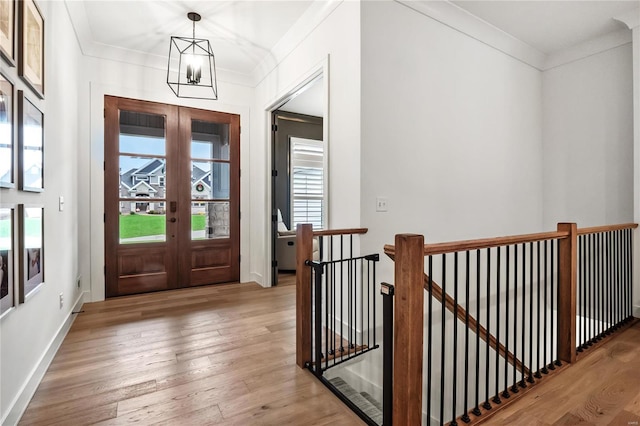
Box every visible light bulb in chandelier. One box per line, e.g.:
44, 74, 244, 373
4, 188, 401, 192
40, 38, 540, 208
186, 53, 202, 84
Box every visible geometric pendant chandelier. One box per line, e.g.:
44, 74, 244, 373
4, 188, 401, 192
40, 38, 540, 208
167, 12, 218, 100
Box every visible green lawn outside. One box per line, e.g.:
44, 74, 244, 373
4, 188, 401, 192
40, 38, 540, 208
120, 214, 206, 239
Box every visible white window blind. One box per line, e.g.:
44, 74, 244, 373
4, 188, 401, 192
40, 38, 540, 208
291, 137, 324, 230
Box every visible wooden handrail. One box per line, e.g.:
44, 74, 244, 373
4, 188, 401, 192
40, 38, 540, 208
313, 227, 368, 237
384, 231, 569, 258
577, 223, 638, 235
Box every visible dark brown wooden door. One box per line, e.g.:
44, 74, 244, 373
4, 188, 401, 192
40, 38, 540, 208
105, 96, 240, 297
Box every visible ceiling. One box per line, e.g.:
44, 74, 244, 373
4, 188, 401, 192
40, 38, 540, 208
279, 77, 324, 118
66, 0, 314, 81
451, 1, 639, 54
65, 0, 640, 84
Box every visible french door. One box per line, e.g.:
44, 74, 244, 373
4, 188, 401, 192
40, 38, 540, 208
104, 96, 239, 297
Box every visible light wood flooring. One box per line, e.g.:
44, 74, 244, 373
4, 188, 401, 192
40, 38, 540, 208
487, 321, 640, 425
20, 281, 364, 426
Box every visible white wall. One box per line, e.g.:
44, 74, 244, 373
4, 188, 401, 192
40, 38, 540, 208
80, 56, 254, 302
251, 0, 361, 285
361, 0, 543, 273
0, 3, 83, 423
542, 44, 634, 228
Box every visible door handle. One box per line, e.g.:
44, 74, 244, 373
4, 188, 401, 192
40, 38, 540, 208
170, 217, 177, 223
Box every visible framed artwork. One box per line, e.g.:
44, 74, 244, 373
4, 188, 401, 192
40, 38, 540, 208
18, 90, 43, 192
19, 204, 43, 302
0, 0, 15, 65
0, 205, 15, 317
0, 72, 14, 188
18, 0, 44, 98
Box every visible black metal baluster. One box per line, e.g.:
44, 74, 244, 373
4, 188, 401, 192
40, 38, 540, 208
628, 228, 632, 320
440, 254, 447, 425
607, 231, 611, 333
599, 233, 604, 339
511, 244, 519, 393
484, 248, 492, 410
325, 260, 329, 371
587, 234, 592, 346
381, 282, 394, 426
549, 240, 556, 370
428, 256, 433, 422
313, 264, 323, 378
503, 245, 511, 398
373, 255, 377, 347
462, 251, 471, 423
473, 250, 482, 417
615, 230, 620, 328
595, 234, 600, 340
542, 240, 549, 374
452, 252, 459, 425
367, 259, 370, 351
535, 241, 542, 379
493, 247, 502, 404
528, 242, 534, 383
520, 243, 528, 385
359, 259, 364, 355
578, 235, 583, 351
629, 228, 633, 321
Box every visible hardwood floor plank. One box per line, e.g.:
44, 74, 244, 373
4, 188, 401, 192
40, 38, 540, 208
21, 282, 364, 426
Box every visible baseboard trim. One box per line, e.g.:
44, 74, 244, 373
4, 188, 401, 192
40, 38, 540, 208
2, 291, 87, 426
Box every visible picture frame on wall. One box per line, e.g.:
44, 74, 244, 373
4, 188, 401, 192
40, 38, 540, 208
0, 72, 15, 188
0, 205, 15, 317
18, 0, 44, 99
19, 204, 43, 302
0, 0, 15, 66
18, 90, 43, 192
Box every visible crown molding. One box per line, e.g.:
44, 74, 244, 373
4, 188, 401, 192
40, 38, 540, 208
396, 0, 547, 70
614, 7, 640, 29
545, 28, 632, 70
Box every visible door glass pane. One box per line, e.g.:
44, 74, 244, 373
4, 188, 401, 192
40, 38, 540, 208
119, 111, 166, 155
119, 202, 166, 244
191, 120, 229, 161
192, 202, 229, 240
192, 161, 229, 200
119, 156, 166, 200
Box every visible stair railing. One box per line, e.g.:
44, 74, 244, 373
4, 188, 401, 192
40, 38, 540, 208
384, 222, 637, 425
297, 224, 381, 425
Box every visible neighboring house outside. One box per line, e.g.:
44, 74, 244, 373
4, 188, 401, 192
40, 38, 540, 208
119, 159, 213, 214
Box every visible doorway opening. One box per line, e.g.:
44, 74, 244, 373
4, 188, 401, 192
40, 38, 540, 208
270, 76, 326, 286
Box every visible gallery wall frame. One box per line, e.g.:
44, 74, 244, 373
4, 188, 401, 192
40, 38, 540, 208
0, 0, 15, 66
18, 0, 44, 99
0, 204, 16, 317
1, 71, 15, 188
18, 204, 43, 302
18, 89, 43, 192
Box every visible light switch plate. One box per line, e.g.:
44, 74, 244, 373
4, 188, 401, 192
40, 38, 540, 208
376, 197, 388, 212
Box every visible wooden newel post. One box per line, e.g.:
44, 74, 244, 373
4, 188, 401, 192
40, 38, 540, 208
296, 223, 314, 368
557, 222, 577, 364
393, 234, 424, 426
